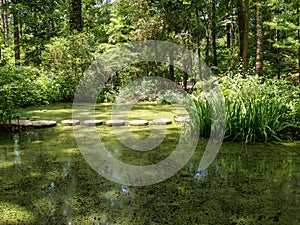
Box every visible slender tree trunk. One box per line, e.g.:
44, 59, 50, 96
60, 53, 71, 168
242, 0, 249, 75
69, 0, 83, 32
205, 4, 211, 64
0, 0, 3, 58
212, 0, 218, 68
12, 0, 20, 65
255, 0, 263, 76
297, 2, 300, 87
1, 0, 8, 46
237, 0, 244, 59
169, 53, 175, 81
206, 35, 210, 63
195, 0, 202, 80
197, 37, 202, 80
230, 0, 235, 48
276, 29, 280, 79
226, 0, 231, 48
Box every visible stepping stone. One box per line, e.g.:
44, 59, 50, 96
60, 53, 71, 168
9, 120, 57, 128
106, 120, 125, 126
152, 118, 172, 125
61, 119, 80, 126
10, 119, 32, 126
129, 120, 149, 126
83, 120, 103, 126
30, 120, 57, 128
175, 116, 190, 123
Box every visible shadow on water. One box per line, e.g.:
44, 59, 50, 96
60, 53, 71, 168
0, 104, 300, 224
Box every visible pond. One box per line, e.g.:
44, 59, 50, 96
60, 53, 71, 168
0, 103, 300, 224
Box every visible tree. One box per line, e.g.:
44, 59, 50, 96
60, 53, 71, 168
69, 0, 83, 32
255, 0, 263, 76
12, 0, 20, 65
225, 0, 235, 48
242, 0, 249, 74
297, 2, 300, 86
0, 0, 8, 47
211, 0, 218, 68
264, 0, 300, 79
237, 0, 249, 75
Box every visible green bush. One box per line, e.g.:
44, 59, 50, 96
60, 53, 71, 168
41, 34, 94, 100
0, 66, 64, 130
0, 66, 41, 126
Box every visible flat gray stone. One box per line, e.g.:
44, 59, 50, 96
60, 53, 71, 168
106, 120, 125, 126
10, 119, 32, 126
83, 120, 103, 126
129, 120, 149, 126
175, 116, 190, 123
61, 119, 80, 126
9, 120, 57, 128
152, 118, 172, 125
30, 120, 57, 128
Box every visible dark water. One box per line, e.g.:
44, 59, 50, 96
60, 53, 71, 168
0, 126, 300, 225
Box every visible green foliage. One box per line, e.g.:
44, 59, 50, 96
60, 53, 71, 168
0, 66, 45, 127
41, 34, 94, 100
193, 75, 300, 143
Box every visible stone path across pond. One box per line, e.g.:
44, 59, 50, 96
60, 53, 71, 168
8, 116, 189, 129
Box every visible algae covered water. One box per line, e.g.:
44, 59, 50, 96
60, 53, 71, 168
0, 104, 300, 224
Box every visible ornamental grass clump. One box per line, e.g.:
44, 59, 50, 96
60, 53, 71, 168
192, 75, 300, 143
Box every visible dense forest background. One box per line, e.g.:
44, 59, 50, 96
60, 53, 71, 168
1, 0, 300, 142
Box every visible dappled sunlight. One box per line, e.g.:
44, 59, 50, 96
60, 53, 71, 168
0, 202, 35, 224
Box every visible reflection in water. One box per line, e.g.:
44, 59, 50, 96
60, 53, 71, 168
63, 159, 71, 178
13, 134, 21, 171
195, 170, 208, 180
121, 185, 131, 196
0, 128, 300, 224
49, 181, 55, 195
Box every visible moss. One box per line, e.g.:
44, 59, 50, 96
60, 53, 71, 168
0, 202, 35, 224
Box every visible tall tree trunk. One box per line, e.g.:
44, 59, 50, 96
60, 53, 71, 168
1, 0, 8, 46
195, 0, 202, 80
212, 0, 218, 68
169, 53, 175, 81
237, 0, 244, 59
275, 29, 280, 79
230, 0, 235, 48
226, 0, 235, 48
255, 0, 263, 76
226, 0, 231, 48
206, 35, 210, 63
298, 2, 300, 87
69, 0, 83, 32
242, 0, 249, 75
12, 0, 20, 65
197, 36, 202, 80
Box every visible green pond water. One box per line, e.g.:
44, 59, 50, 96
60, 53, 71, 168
0, 103, 300, 225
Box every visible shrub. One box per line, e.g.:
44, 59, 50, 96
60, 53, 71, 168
41, 34, 94, 100
0, 66, 41, 127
